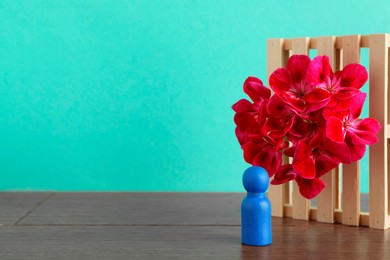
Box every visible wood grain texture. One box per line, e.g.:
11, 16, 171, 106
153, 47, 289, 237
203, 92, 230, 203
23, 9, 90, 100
1, 218, 390, 259
0, 192, 51, 225
17, 192, 243, 225
0, 192, 384, 259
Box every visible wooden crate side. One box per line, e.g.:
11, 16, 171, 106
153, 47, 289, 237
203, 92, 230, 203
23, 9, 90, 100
266, 34, 390, 229
316, 36, 337, 223
290, 37, 310, 220
369, 34, 389, 229
267, 38, 286, 217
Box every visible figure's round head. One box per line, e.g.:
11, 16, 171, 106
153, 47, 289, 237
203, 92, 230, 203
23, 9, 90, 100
242, 166, 269, 193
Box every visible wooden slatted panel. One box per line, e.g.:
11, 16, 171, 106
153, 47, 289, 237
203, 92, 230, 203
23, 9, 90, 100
267, 34, 390, 229
267, 38, 286, 217
316, 36, 336, 223
369, 34, 390, 229
291, 37, 310, 220
341, 35, 361, 226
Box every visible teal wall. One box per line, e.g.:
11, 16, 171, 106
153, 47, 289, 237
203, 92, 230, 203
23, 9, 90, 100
0, 0, 387, 192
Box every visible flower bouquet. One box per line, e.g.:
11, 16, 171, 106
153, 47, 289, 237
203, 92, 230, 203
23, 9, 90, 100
232, 54, 381, 199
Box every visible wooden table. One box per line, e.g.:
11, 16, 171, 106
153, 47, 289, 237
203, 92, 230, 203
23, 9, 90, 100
1, 192, 389, 259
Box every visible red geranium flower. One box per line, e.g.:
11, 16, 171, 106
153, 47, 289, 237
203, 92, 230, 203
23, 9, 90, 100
232, 77, 270, 136
232, 77, 270, 145
269, 55, 330, 115
233, 77, 288, 176
233, 55, 381, 199
292, 131, 350, 180
324, 92, 381, 161
306, 55, 368, 109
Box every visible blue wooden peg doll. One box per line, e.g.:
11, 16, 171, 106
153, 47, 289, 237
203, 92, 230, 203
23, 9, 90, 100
241, 166, 272, 246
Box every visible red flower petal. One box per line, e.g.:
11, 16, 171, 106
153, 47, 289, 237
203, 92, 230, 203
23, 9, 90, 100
234, 112, 257, 131
304, 88, 330, 103
286, 55, 311, 84
296, 176, 326, 199
243, 77, 271, 102
267, 94, 291, 118
269, 68, 292, 95
283, 145, 296, 157
284, 94, 306, 113
304, 88, 330, 112
326, 116, 345, 143
349, 92, 366, 120
359, 117, 381, 133
322, 139, 351, 164
232, 99, 254, 113
252, 150, 282, 177
235, 127, 248, 146
339, 64, 368, 89
306, 55, 333, 87
271, 164, 296, 185
344, 134, 366, 161
314, 153, 340, 178
262, 116, 295, 140
350, 118, 381, 145
292, 141, 316, 179
242, 142, 261, 164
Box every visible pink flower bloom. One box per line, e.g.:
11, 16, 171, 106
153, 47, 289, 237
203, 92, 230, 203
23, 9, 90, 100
306, 55, 368, 109
324, 92, 381, 161
269, 55, 330, 115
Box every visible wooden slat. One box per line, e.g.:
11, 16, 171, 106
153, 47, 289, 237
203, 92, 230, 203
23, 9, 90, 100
342, 162, 361, 226
335, 166, 341, 210
341, 35, 362, 226
386, 124, 390, 138
317, 173, 335, 223
267, 38, 286, 217
316, 36, 336, 223
290, 37, 310, 220
369, 34, 389, 229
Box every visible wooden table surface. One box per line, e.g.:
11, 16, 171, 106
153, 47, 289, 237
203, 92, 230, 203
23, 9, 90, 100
0, 192, 389, 259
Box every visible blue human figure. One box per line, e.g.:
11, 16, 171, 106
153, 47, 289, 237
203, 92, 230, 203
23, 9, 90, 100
241, 166, 272, 246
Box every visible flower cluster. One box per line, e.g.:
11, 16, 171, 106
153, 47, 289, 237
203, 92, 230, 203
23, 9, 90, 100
232, 55, 381, 199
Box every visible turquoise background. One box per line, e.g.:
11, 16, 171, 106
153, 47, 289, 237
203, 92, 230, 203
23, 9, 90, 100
0, 0, 385, 192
